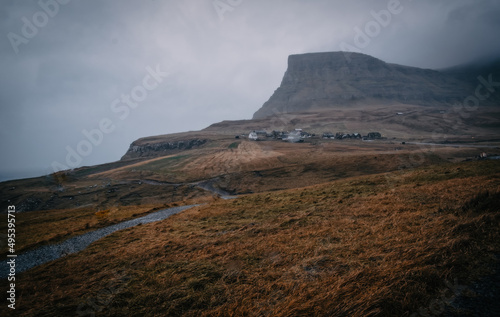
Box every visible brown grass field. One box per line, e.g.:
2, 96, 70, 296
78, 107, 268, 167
1, 107, 500, 316
0, 202, 204, 257
3, 159, 499, 316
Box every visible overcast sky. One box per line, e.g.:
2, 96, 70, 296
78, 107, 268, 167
1, 0, 500, 181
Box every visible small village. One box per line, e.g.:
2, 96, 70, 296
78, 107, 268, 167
242, 129, 382, 143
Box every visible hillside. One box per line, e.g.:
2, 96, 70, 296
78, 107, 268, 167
3, 160, 499, 316
3, 136, 499, 213
1, 51, 500, 316
2, 52, 500, 214
441, 56, 500, 85
117, 52, 500, 162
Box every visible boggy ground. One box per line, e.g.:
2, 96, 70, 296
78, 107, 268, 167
4, 160, 499, 316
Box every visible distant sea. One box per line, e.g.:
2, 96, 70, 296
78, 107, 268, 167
0, 169, 47, 182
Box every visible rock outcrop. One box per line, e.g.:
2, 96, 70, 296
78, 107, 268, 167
121, 139, 207, 160
253, 52, 473, 119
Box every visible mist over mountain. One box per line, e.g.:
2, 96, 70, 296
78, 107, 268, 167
253, 52, 499, 119
441, 56, 500, 85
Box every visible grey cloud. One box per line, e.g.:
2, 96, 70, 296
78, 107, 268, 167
1, 0, 499, 181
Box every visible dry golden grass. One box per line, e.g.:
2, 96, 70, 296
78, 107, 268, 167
103, 138, 485, 195
0, 196, 217, 256
0, 205, 161, 256
1, 134, 492, 214
5, 160, 499, 316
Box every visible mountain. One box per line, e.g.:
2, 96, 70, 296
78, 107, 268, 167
441, 56, 500, 85
3, 52, 500, 317
118, 52, 500, 161
252, 52, 491, 119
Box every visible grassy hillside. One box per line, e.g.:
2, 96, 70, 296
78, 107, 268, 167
6, 160, 500, 316
3, 102, 500, 213
0, 202, 210, 257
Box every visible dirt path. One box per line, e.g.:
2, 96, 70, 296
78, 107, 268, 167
405, 142, 500, 149
0, 205, 197, 278
195, 179, 237, 199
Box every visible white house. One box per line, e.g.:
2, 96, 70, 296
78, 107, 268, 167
286, 130, 303, 143
249, 130, 267, 141
249, 131, 258, 141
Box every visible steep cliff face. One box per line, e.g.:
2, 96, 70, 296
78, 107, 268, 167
253, 52, 472, 119
121, 138, 207, 160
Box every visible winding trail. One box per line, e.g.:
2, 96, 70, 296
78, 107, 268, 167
196, 179, 238, 200
2, 160, 238, 278
2, 178, 237, 278
1, 205, 197, 278
123, 178, 238, 199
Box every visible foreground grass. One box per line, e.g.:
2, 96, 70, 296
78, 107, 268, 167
6, 161, 500, 316
0, 198, 214, 257
0, 205, 166, 258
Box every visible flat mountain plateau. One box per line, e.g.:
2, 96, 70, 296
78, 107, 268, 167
1, 52, 500, 316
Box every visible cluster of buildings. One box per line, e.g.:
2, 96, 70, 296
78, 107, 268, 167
322, 132, 361, 139
322, 132, 382, 140
247, 129, 311, 143
244, 129, 382, 142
